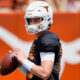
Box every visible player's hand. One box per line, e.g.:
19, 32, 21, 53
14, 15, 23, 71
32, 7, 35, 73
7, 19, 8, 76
12, 48, 27, 64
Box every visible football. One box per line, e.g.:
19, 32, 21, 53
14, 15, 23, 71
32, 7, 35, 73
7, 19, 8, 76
0, 51, 19, 75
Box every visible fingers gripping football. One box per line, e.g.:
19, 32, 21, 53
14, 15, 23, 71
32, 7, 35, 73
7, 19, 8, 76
12, 48, 27, 63
0, 48, 26, 75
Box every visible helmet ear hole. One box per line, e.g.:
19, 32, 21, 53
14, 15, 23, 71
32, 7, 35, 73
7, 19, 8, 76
48, 18, 51, 21
48, 24, 51, 30
48, 24, 51, 27
41, 17, 44, 21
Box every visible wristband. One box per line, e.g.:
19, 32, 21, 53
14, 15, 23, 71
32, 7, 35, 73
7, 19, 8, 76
22, 59, 35, 72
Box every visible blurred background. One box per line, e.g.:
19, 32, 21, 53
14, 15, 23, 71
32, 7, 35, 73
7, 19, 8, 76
0, 0, 80, 12
0, 0, 80, 80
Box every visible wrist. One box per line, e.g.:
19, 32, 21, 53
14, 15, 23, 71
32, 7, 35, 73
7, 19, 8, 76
22, 59, 35, 72
18, 59, 27, 68
19, 57, 27, 64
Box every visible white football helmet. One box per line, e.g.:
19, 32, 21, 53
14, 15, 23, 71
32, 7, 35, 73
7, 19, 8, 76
24, 1, 53, 34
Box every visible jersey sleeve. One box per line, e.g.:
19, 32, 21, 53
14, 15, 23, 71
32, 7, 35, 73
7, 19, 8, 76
40, 52, 55, 61
37, 34, 60, 53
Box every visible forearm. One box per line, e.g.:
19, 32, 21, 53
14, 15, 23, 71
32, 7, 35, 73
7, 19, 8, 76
19, 61, 47, 78
31, 64, 51, 80
22, 59, 53, 80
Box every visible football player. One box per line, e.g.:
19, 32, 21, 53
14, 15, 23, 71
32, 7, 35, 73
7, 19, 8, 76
12, 1, 62, 80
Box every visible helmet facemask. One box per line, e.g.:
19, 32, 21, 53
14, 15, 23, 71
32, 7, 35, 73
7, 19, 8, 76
25, 15, 52, 34
25, 17, 44, 34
